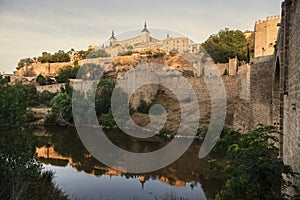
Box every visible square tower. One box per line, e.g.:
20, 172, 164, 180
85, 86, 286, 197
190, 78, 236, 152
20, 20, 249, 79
254, 16, 281, 57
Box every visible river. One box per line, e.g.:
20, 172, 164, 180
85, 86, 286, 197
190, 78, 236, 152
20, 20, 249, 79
34, 127, 224, 200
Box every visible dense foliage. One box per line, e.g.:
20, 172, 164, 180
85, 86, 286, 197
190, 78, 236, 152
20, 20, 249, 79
47, 93, 73, 126
169, 48, 179, 56
37, 50, 70, 63
13, 83, 56, 107
36, 74, 47, 85
36, 74, 55, 86
118, 50, 133, 56
46, 78, 134, 128
0, 75, 67, 199
55, 65, 80, 83
17, 57, 34, 69
95, 79, 116, 116
87, 49, 110, 58
202, 29, 253, 63
209, 126, 300, 200
16, 48, 93, 70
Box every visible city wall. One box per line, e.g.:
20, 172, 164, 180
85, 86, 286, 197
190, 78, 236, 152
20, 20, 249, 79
275, 0, 300, 189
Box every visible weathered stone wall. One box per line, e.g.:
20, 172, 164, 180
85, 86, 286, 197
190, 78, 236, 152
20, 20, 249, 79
249, 56, 274, 128
277, 0, 300, 188
236, 64, 250, 100
232, 56, 274, 132
16, 62, 74, 77
254, 16, 281, 57
36, 83, 65, 93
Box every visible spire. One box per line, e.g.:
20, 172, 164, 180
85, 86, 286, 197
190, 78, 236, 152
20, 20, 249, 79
141, 22, 150, 33
110, 30, 116, 40
167, 33, 170, 38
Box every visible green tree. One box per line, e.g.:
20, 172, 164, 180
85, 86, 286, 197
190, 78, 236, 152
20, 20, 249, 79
37, 52, 52, 63
137, 100, 151, 114
169, 49, 179, 56
202, 29, 248, 63
95, 79, 116, 116
127, 45, 134, 50
118, 51, 133, 56
47, 93, 73, 126
55, 65, 79, 83
14, 83, 39, 107
78, 49, 92, 59
36, 74, 47, 85
51, 50, 70, 63
17, 57, 34, 69
209, 126, 300, 200
37, 50, 70, 63
39, 90, 56, 106
87, 49, 110, 58
0, 75, 67, 199
247, 32, 255, 60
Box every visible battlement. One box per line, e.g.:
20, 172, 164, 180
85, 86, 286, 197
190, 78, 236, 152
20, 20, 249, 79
255, 16, 281, 25
254, 16, 281, 57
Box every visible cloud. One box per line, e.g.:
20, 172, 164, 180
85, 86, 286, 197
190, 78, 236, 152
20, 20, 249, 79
0, 0, 282, 73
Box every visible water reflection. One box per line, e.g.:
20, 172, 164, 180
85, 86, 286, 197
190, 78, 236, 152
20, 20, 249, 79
34, 127, 223, 200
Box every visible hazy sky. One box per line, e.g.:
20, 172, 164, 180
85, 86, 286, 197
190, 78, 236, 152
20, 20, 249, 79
0, 0, 282, 73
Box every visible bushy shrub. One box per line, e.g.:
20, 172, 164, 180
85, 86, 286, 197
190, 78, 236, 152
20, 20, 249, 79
209, 126, 300, 200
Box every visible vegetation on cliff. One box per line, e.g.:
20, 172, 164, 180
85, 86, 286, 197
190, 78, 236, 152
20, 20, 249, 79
37, 50, 70, 63
17, 57, 34, 69
45, 78, 123, 128
87, 49, 110, 58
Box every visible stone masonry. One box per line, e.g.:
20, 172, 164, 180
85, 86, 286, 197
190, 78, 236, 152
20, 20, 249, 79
254, 16, 281, 57
274, 0, 300, 189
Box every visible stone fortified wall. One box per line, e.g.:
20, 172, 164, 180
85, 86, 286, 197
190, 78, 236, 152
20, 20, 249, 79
275, 0, 300, 189
254, 16, 281, 57
16, 60, 84, 77
233, 56, 274, 132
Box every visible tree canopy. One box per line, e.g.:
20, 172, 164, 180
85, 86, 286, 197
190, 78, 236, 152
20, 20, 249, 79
17, 57, 34, 69
37, 50, 70, 63
202, 29, 250, 63
87, 49, 110, 58
0, 76, 67, 199
55, 65, 80, 83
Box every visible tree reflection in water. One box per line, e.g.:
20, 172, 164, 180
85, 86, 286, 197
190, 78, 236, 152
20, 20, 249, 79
35, 127, 224, 199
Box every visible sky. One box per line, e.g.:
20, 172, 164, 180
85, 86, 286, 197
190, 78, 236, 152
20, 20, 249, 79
0, 0, 282, 73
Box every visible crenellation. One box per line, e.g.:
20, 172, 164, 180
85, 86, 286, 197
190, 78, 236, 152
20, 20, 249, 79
254, 16, 281, 57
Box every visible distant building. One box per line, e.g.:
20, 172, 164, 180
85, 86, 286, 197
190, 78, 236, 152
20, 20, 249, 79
102, 22, 202, 57
254, 16, 281, 57
243, 30, 254, 39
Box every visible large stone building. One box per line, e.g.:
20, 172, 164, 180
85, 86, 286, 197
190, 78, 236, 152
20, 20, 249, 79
103, 22, 202, 57
254, 16, 281, 57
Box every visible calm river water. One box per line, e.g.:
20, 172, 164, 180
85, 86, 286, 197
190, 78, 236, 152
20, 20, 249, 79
34, 127, 223, 200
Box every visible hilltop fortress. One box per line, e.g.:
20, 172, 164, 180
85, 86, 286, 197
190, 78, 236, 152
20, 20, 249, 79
102, 22, 202, 57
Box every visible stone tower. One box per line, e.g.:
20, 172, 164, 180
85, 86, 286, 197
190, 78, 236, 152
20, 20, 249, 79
254, 16, 281, 57
109, 30, 117, 46
140, 22, 150, 43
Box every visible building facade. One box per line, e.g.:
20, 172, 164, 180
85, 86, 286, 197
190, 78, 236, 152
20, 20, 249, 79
103, 22, 202, 57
